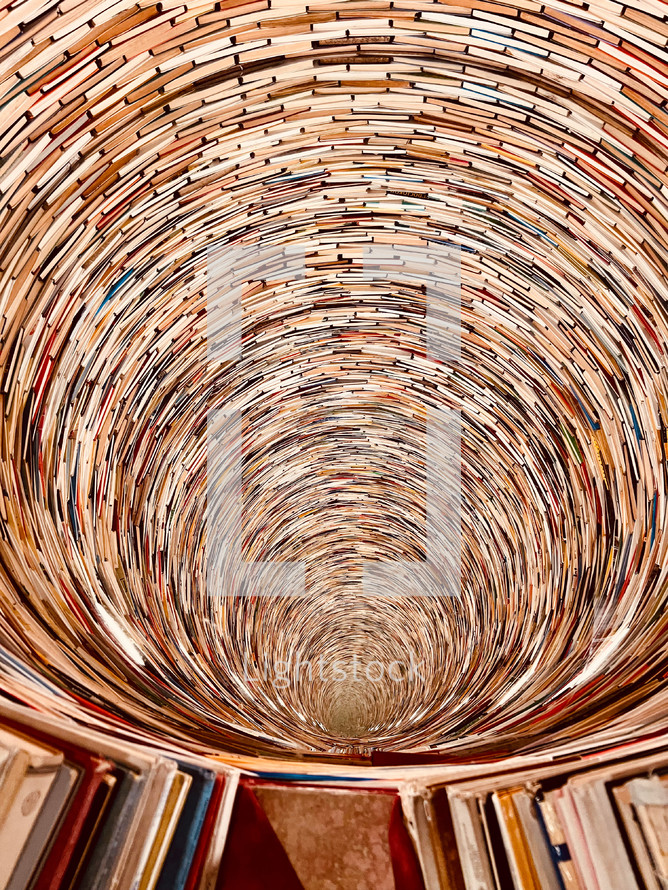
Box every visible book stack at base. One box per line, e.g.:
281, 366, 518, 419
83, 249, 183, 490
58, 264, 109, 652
3, 692, 668, 890
403, 737, 668, 890
0, 698, 425, 890
0, 700, 238, 890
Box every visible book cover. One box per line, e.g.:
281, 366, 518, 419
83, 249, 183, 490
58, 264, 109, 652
154, 761, 216, 890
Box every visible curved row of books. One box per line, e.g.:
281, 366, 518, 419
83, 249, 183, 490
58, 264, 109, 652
2, 695, 668, 889
0, 0, 667, 885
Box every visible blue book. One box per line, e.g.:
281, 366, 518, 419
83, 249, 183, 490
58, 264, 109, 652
155, 762, 216, 890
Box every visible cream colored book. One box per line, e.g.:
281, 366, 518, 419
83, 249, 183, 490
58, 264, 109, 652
108, 757, 178, 890
510, 787, 562, 890
566, 771, 641, 890
0, 726, 63, 890
136, 770, 191, 890
7, 761, 79, 890
612, 782, 662, 890
0, 745, 30, 831
552, 785, 599, 889
448, 792, 496, 890
627, 777, 668, 889
399, 785, 443, 890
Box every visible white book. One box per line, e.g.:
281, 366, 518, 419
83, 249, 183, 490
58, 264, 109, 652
0, 765, 62, 890
511, 788, 562, 890
448, 791, 496, 890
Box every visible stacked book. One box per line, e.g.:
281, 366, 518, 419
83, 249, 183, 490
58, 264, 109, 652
3, 691, 668, 890
0, 0, 666, 760
0, 699, 239, 890
0, 695, 426, 890
0, 1, 666, 889
404, 736, 668, 890
0, 0, 666, 769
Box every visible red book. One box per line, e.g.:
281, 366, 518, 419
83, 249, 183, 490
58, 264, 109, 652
239, 780, 401, 890
389, 796, 427, 890
215, 784, 304, 890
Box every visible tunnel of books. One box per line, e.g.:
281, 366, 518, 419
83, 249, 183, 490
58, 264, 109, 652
1, 0, 668, 888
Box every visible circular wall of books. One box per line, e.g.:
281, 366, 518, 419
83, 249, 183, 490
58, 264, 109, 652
0, 0, 667, 762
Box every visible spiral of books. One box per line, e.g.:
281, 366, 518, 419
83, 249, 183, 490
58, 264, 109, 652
0, 0, 666, 771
